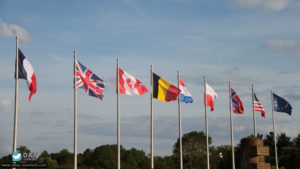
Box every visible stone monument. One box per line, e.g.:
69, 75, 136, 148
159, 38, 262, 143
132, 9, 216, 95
240, 137, 271, 169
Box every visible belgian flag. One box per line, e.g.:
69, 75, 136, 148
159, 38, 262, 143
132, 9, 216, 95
153, 73, 181, 102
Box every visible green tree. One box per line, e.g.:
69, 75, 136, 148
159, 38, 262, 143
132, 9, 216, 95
264, 132, 275, 165
277, 133, 292, 150
293, 134, 300, 146
38, 150, 58, 169
264, 132, 299, 169
121, 148, 147, 169
293, 134, 300, 168
173, 131, 211, 169
277, 133, 296, 169
81, 145, 148, 169
79, 148, 92, 167
17, 145, 31, 154
154, 156, 176, 169
0, 154, 12, 164
39, 150, 49, 158
89, 144, 118, 169
213, 145, 232, 169
0, 146, 31, 164
51, 149, 73, 169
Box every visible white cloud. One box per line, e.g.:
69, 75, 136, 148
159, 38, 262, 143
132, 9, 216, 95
264, 40, 300, 57
231, 0, 291, 11
0, 18, 30, 42
0, 97, 12, 113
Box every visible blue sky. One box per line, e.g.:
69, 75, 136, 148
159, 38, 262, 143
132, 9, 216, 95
0, 0, 300, 157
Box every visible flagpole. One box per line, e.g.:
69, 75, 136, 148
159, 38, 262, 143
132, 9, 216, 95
150, 65, 154, 169
73, 50, 78, 169
229, 80, 235, 169
204, 76, 210, 169
177, 71, 183, 169
252, 84, 257, 137
13, 36, 19, 157
271, 90, 279, 169
117, 59, 121, 169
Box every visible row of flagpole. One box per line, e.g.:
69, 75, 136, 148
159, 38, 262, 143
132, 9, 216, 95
72, 55, 284, 169
12, 37, 292, 169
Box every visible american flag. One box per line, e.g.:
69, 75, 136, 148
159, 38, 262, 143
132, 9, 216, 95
75, 60, 105, 100
253, 93, 266, 118
230, 88, 244, 114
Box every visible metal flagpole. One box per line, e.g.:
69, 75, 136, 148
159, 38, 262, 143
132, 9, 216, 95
271, 90, 279, 169
204, 76, 210, 169
150, 65, 154, 169
252, 84, 257, 137
13, 36, 19, 157
117, 59, 121, 169
177, 71, 183, 169
229, 80, 235, 169
73, 50, 78, 169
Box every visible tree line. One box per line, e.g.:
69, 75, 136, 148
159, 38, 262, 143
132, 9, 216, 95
1, 131, 300, 169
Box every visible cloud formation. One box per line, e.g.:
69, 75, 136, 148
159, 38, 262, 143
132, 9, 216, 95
264, 40, 300, 57
0, 18, 30, 42
282, 86, 300, 101
0, 97, 12, 113
231, 0, 291, 11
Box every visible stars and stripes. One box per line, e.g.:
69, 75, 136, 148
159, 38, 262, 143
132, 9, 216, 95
253, 93, 266, 118
75, 60, 105, 100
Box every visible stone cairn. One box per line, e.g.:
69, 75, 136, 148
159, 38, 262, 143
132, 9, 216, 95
240, 137, 271, 169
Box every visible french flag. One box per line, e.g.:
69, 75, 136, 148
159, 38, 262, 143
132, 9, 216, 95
179, 78, 193, 103
18, 49, 37, 101
205, 83, 217, 111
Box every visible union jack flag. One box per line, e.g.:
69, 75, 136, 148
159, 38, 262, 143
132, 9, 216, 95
75, 60, 105, 100
230, 88, 244, 114
254, 93, 266, 118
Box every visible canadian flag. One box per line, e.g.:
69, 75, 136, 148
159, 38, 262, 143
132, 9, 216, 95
118, 68, 148, 95
205, 83, 217, 111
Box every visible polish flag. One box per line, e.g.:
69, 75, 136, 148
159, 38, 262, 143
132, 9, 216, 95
18, 49, 37, 101
118, 68, 148, 95
205, 83, 217, 111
